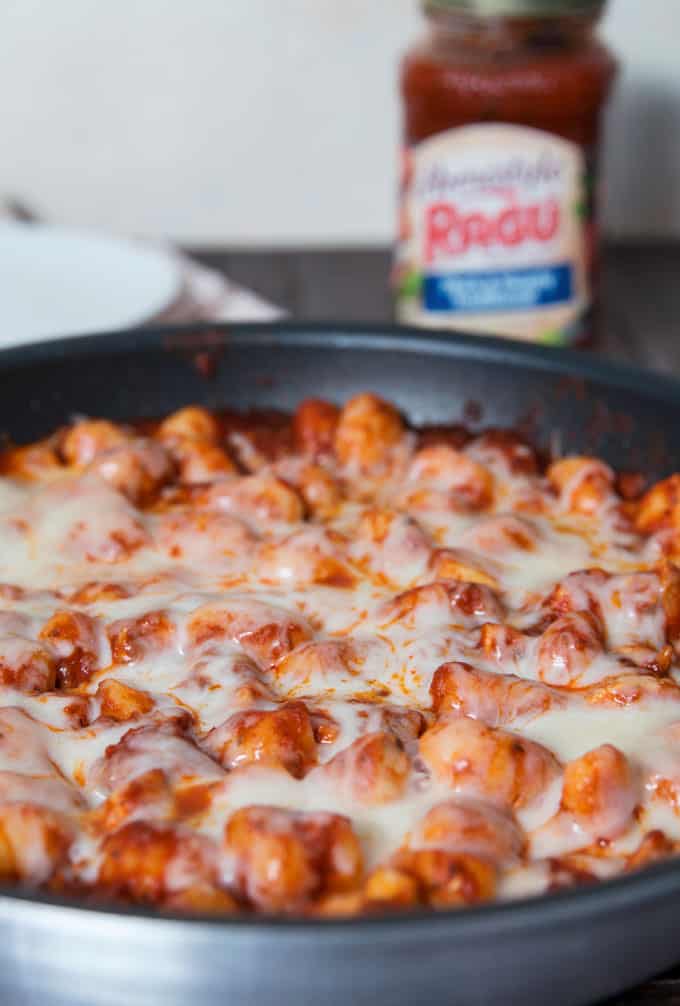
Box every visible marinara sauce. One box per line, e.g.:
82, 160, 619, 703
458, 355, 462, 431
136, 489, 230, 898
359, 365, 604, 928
394, 0, 617, 344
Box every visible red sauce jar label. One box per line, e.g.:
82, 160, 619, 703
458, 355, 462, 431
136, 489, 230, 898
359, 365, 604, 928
394, 124, 592, 344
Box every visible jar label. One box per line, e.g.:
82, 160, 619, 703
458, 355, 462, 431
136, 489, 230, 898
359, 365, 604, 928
394, 124, 592, 344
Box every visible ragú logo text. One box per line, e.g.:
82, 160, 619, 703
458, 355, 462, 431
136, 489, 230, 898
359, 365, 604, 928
424, 199, 560, 263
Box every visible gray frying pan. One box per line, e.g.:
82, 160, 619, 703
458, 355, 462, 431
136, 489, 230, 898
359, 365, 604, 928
0, 322, 678, 1006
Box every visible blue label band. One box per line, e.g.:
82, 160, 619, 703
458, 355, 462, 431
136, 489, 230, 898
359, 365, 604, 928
423, 263, 573, 314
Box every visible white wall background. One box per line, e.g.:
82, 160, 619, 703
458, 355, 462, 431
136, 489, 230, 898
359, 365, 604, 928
0, 0, 675, 245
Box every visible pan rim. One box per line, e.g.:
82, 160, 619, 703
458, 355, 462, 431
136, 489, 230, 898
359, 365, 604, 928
1, 319, 679, 407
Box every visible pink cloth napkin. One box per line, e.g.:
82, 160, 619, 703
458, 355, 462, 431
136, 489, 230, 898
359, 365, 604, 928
156, 248, 285, 324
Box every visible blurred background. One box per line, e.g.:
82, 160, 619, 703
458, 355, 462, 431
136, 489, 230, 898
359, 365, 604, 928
1, 0, 672, 244
0, 0, 675, 370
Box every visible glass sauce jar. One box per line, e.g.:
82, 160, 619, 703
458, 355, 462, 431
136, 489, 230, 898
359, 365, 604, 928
394, 0, 617, 345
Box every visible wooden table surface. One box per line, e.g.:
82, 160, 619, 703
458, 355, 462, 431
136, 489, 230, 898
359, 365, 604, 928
192, 242, 679, 375
194, 243, 679, 1005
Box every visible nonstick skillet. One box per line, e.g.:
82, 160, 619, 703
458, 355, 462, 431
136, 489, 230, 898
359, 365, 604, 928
0, 322, 679, 1006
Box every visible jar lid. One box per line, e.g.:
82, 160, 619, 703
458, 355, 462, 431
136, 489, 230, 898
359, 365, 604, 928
423, 0, 606, 16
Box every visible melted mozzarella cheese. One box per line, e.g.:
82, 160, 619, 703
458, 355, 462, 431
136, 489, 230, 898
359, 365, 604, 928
0, 413, 676, 912
520, 699, 680, 765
